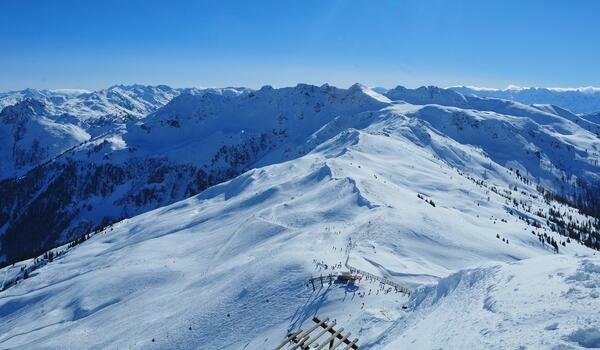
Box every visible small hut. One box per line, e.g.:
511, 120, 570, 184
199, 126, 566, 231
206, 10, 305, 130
336, 271, 362, 284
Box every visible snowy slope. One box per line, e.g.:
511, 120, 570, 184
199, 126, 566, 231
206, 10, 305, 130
1, 93, 599, 349
582, 112, 600, 124
382, 255, 600, 349
450, 86, 600, 114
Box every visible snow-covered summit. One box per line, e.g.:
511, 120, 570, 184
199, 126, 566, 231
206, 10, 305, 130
137, 83, 389, 144
386, 85, 469, 107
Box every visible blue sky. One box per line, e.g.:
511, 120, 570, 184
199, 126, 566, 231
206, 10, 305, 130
1, 0, 598, 91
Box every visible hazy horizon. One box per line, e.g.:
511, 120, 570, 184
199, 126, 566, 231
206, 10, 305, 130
3, 83, 600, 94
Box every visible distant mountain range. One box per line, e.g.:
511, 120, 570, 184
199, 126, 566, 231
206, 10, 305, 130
449, 86, 600, 114
0, 85, 182, 123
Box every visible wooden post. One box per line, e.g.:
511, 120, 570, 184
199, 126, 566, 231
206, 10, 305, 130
273, 330, 302, 350
315, 327, 344, 350
289, 335, 311, 350
303, 321, 337, 348
342, 338, 359, 350
329, 332, 351, 350
294, 318, 328, 345
278, 317, 359, 350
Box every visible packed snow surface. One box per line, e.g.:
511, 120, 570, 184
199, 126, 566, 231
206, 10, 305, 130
384, 255, 600, 350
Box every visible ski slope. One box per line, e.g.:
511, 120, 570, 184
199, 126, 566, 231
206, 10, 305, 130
1, 99, 599, 349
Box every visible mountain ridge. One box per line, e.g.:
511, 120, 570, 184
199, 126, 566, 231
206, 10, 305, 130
1, 83, 599, 266
449, 85, 600, 114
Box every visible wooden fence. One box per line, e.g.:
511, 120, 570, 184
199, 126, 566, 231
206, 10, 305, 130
344, 256, 411, 295
274, 316, 359, 350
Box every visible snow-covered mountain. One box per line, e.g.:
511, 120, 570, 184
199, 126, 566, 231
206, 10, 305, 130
0, 99, 90, 179
1, 83, 599, 349
0, 85, 192, 179
0, 84, 386, 263
450, 85, 600, 114
0, 88, 90, 111
387, 85, 600, 137
0, 85, 182, 124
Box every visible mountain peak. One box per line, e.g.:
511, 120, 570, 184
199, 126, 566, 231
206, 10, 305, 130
386, 85, 468, 106
346, 83, 391, 104
0, 98, 48, 121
